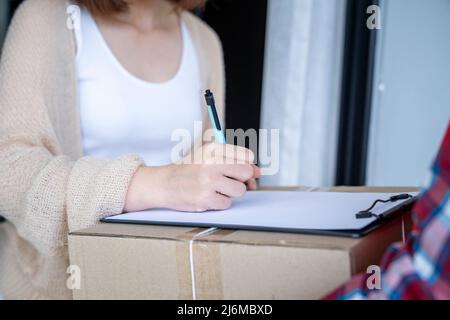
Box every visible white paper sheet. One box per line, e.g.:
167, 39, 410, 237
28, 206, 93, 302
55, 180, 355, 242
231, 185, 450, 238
103, 191, 418, 231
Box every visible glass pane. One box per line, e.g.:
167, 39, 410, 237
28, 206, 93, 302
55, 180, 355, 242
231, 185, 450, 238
0, 0, 10, 49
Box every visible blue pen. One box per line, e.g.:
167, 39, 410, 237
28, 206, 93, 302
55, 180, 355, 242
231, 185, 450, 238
204, 89, 226, 144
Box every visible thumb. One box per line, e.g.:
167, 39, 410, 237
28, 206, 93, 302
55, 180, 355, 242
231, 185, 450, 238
252, 165, 262, 178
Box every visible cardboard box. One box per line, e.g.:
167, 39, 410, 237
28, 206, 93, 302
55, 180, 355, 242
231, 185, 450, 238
68, 187, 417, 300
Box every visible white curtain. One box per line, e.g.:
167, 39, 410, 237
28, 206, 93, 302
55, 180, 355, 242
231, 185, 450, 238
260, 0, 346, 187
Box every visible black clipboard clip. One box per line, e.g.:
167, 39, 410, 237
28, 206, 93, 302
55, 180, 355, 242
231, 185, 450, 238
355, 194, 413, 220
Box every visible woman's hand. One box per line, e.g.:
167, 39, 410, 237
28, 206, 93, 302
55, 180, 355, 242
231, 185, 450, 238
124, 144, 260, 212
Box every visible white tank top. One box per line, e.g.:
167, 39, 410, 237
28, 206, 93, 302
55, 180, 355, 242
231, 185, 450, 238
75, 8, 202, 166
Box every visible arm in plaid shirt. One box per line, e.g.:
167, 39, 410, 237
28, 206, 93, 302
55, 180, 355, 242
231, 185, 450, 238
325, 122, 450, 300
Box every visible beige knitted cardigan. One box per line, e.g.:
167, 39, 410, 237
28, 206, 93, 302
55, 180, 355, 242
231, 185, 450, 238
0, 0, 225, 299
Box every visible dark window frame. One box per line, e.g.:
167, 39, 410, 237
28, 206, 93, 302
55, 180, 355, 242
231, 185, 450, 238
335, 0, 379, 186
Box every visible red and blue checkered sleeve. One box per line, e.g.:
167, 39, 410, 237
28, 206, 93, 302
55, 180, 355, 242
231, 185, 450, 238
324, 122, 450, 300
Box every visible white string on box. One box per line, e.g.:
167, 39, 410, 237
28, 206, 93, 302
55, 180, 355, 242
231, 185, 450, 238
189, 227, 218, 300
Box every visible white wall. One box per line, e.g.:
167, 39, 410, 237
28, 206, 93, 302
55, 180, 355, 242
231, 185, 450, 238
367, 0, 450, 186
260, 0, 346, 187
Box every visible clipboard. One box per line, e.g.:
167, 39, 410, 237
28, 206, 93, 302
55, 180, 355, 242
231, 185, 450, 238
101, 191, 418, 238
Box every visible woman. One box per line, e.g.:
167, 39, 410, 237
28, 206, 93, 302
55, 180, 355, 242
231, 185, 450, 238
0, 0, 258, 299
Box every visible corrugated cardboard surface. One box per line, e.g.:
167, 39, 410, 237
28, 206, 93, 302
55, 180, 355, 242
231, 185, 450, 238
193, 241, 352, 299
68, 187, 417, 300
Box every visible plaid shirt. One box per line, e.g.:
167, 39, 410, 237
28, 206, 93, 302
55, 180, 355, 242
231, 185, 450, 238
325, 122, 450, 300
